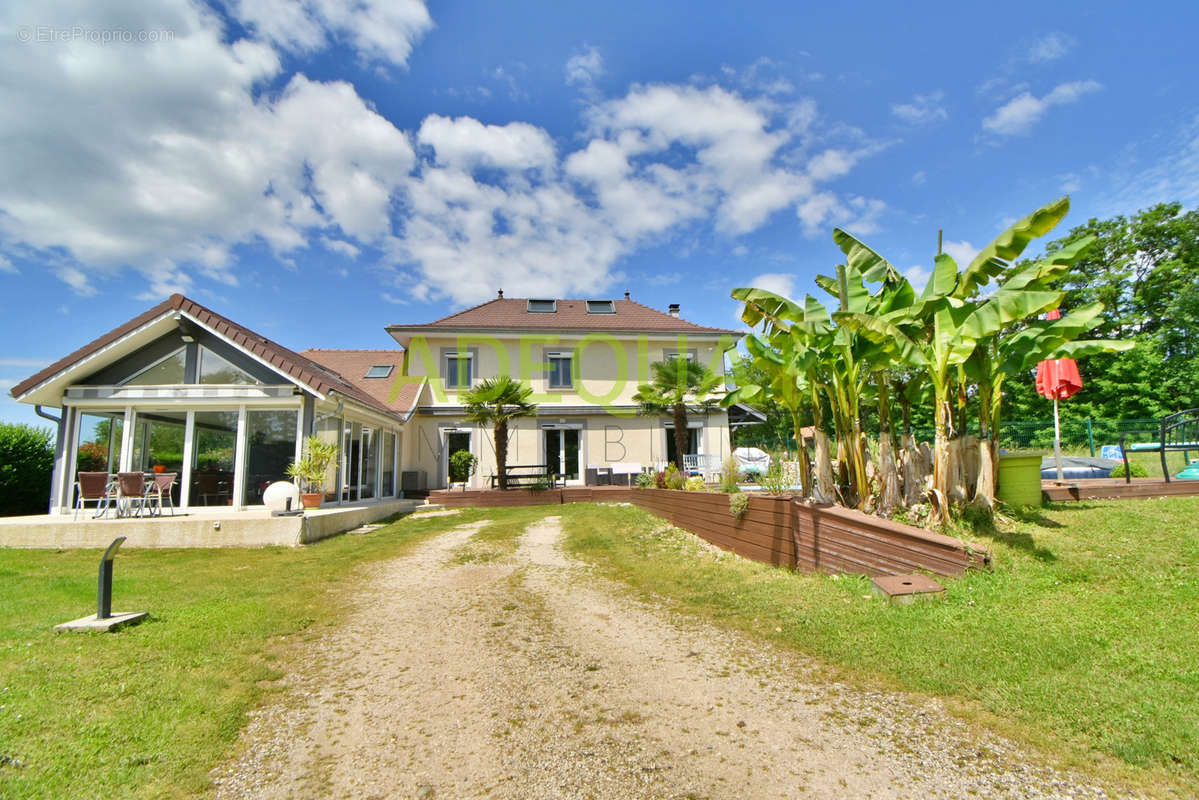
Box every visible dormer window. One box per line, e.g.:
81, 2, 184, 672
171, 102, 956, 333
365, 365, 393, 379
527, 299, 557, 313
585, 300, 615, 314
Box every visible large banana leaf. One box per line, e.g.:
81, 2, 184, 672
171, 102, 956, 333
833, 310, 927, 366
832, 228, 902, 285
957, 196, 1070, 298
731, 287, 804, 331
961, 289, 1063, 339
923, 253, 960, 299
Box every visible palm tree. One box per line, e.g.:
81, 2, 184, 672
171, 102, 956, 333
634, 357, 724, 469
461, 376, 537, 490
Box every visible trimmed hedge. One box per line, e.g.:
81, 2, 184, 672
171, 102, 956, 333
0, 422, 55, 516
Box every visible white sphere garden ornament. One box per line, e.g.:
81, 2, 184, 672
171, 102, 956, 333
262, 481, 302, 513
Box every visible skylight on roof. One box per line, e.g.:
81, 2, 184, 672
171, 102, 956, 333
585, 300, 615, 314
365, 365, 393, 378
527, 299, 557, 313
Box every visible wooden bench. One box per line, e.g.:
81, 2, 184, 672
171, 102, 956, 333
1119, 408, 1199, 483
489, 464, 563, 489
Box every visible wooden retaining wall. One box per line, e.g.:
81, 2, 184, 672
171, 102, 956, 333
1042, 478, 1199, 502
427, 487, 988, 578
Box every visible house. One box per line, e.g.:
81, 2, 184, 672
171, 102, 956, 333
9, 295, 418, 514
10, 291, 747, 512
385, 292, 744, 489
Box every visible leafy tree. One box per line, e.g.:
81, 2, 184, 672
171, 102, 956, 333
1002, 202, 1199, 421
461, 377, 537, 490
0, 423, 55, 516
634, 357, 723, 470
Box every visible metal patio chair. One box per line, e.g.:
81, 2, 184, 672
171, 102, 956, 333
74, 471, 115, 520
114, 472, 150, 518
146, 472, 177, 516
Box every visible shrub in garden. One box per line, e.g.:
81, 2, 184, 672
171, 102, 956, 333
684, 475, 706, 491
1113, 460, 1149, 478
759, 455, 790, 495
0, 423, 55, 516
635, 471, 656, 489
729, 492, 749, 520
448, 449, 477, 485
720, 456, 741, 493
663, 463, 685, 490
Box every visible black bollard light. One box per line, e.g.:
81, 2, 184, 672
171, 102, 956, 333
97, 536, 127, 620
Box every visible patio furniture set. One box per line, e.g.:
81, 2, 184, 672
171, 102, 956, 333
73, 471, 178, 519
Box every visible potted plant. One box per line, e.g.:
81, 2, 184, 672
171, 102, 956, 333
286, 435, 339, 508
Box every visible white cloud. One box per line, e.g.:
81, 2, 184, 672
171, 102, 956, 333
0, 358, 50, 368
890, 90, 947, 125
796, 192, 886, 237
0, 254, 15, 274
230, 0, 433, 68
0, 1, 415, 296
321, 237, 361, 258
911, 170, 927, 185
746, 272, 796, 299
565, 45, 603, 86
941, 239, 979, 267
418, 115, 556, 172
1027, 33, 1075, 64
645, 272, 683, 286
982, 80, 1102, 137
903, 265, 931, 293
0, 5, 883, 308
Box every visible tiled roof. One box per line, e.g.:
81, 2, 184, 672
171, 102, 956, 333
11, 294, 414, 421
300, 349, 423, 418
387, 297, 740, 335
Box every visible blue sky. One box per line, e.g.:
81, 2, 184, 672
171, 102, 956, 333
2, 0, 1197, 427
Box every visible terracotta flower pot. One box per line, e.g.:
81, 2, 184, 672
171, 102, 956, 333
300, 492, 323, 509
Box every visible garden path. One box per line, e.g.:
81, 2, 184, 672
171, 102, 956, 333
212, 516, 1122, 799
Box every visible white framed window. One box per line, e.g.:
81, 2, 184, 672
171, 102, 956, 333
443, 352, 473, 389
198, 346, 259, 385
546, 351, 572, 389
585, 299, 615, 314
663, 349, 697, 362
527, 299, 557, 313
365, 365, 393, 379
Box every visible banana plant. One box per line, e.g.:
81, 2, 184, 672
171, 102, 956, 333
730, 287, 837, 503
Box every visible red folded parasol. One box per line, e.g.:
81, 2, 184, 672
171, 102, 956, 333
1036, 310, 1083, 399
1035, 308, 1082, 480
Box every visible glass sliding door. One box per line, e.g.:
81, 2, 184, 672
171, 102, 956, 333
544, 427, 581, 482
75, 412, 123, 474
244, 409, 298, 505
381, 432, 395, 498
191, 411, 238, 506
343, 421, 361, 502
131, 410, 187, 506
360, 426, 377, 500
315, 416, 342, 503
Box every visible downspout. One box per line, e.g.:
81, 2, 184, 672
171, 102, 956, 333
311, 399, 344, 434
35, 405, 62, 424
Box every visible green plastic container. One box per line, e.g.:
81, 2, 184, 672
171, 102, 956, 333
997, 454, 1044, 507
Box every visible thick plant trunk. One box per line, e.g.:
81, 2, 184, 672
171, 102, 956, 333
901, 434, 924, 507
878, 435, 900, 516
973, 438, 995, 510
962, 434, 980, 500
813, 430, 836, 504
932, 395, 952, 502
791, 410, 813, 499
496, 419, 509, 491
672, 403, 688, 470
948, 436, 967, 503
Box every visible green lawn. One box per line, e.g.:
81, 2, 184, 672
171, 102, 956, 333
0, 508, 506, 799
559, 497, 1199, 797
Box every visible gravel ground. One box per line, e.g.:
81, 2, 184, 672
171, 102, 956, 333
211, 516, 1132, 799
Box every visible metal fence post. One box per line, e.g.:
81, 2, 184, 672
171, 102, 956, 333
1087, 419, 1095, 457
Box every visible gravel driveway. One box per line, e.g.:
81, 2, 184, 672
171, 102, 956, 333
212, 515, 1126, 799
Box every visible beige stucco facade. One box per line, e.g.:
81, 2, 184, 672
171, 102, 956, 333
393, 331, 737, 489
